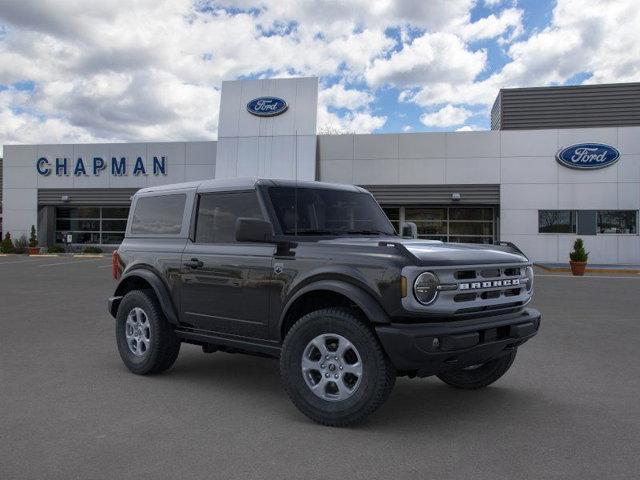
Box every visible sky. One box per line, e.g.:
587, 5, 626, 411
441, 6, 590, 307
0, 0, 638, 154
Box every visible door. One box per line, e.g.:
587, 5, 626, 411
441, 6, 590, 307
179, 191, 274, 339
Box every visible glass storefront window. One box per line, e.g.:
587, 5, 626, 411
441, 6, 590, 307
538, 210, 577, 233
55, 206, 129, 245
382, 207, 400, 233
597, 210, 638, 234
384, 205, 496, 244
449, 208, 493, 221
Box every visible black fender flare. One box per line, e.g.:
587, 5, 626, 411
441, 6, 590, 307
111, 268, 179, 324
278, 279, 390, 334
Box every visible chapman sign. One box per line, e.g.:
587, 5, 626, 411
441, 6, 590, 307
36, 156, 168, 176
246, 97, 288, 117
556, 143, 620, 170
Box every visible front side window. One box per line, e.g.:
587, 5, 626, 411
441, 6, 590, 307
597, 210, 637, 234
538, 210, 577, 233
268, 187, 396, 236
130, 194, 186, 235
195, 192, 263, 243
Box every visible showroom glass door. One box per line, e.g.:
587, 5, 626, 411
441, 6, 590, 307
382, 206, 496, 244
55, 206, 130, 245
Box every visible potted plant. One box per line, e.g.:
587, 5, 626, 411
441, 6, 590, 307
569, 238, 589, 276
13, 235, 28, 254
28, 225, 40, 255
1, 232, 15, 253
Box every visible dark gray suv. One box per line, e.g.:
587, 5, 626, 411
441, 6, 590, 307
108, 178, 540, 426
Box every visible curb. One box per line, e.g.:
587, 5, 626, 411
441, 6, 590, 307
535, 264, 640, 275
72, 254, 105, 258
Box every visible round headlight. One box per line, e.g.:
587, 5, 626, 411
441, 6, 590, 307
414, 272, 439, 305
525, 266, 534, 292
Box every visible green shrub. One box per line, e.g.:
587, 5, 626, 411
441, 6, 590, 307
29, 225, 38, 248
1, 233, 15, 253
13, 235, 29, 254
569, 238, 589, 262
82, 246, 103, 254
47, 244, 66, 254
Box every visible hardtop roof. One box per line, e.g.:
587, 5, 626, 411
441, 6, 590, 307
135, 178, 365, 195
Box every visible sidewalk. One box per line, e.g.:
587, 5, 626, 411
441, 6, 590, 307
535, 263, 640, 274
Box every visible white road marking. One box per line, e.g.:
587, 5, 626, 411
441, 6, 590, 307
0, 258, 55, 266
38, 259, 104, 267
97, 264, 114, 269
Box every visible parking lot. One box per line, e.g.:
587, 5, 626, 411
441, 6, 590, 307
1, 255, 639, 479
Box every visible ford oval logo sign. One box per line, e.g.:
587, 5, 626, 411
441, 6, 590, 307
556, 143, 620, 170
246, 97, 288, 117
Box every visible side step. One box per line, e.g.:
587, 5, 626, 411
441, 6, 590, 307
175, 328, 281, 358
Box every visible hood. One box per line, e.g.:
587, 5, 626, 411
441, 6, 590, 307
317, 236, 529, 266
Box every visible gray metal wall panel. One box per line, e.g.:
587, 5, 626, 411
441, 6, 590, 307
577, 210, 597, 235
362, 184, 500, 205
38, 188, 139, 206
491, 83, 640, 130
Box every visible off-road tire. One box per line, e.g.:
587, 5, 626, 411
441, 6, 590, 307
436, 349, 517, 390
116, 289, 181, 375
280, 308, 396, 427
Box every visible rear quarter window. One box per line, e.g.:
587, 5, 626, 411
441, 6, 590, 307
130, 194, 187, 235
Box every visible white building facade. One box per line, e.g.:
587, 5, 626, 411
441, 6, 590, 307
2, 77, 639, 264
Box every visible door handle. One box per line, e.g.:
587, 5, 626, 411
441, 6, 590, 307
184, 258, 204, 269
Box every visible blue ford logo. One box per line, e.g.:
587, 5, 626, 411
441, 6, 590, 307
556, 143, 620, 170
247, 97, 288, 117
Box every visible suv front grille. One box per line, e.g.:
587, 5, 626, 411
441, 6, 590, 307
402, 263, 532, 318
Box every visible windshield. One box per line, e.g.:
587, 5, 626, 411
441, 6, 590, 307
267, 186, 397, 236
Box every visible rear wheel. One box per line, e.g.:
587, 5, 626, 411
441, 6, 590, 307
116, 290, 180, 375
436, 349, 517, 390
280, 308, 395, 426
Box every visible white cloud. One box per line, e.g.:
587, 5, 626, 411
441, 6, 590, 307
317, 106, 386, 134
420, 105, 472, 127
0, 0, 638, 147
404, 0, 640, 110
319, 84, 373, 110
456, 125, 484, 132
402, 125, 413, 132
366, 32, 486, 88
459, 7, 523, 42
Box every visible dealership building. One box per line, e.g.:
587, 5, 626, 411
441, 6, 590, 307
1, 78, 639, 264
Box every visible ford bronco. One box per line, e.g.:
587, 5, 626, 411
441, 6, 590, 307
108, 178, 540, 426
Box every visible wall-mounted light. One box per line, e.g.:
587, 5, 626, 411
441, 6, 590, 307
451, 192, 461, 201
61, 195, 70, 203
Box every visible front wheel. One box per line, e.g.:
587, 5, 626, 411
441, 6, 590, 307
436, 349, 517, 390
280, 308, 396, 427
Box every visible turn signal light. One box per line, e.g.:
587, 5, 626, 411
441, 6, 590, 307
112, 250, 121, 280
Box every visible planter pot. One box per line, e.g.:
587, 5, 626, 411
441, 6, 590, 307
570, 260, 587, 276
28, 247, 40, 255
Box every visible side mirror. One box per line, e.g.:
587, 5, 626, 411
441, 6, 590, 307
401, 222, 418, 239
236, 218, 274, 243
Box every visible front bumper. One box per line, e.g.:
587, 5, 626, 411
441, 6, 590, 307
376, 307, 541, 377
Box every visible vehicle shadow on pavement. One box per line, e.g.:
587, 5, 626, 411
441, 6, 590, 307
129, 347, 546, 430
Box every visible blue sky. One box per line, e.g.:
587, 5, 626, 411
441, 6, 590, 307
0, 0, 638, 150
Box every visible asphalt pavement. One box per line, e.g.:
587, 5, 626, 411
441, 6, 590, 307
1, 255, 639, 479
